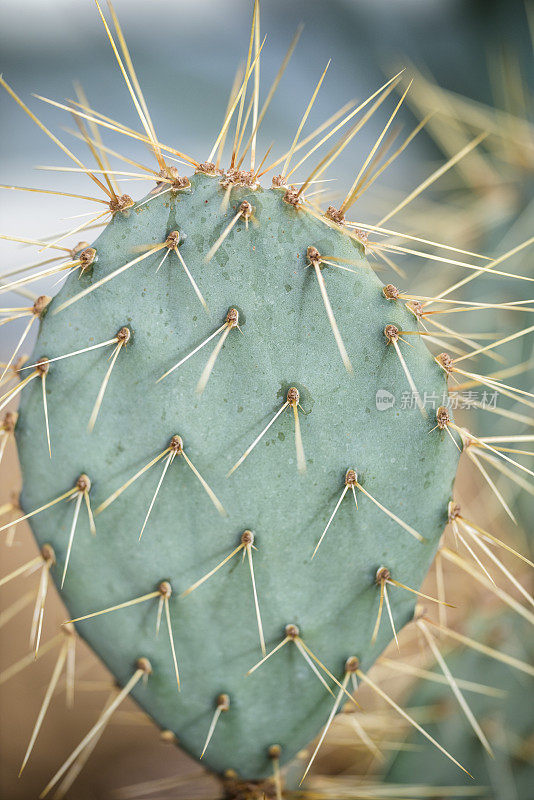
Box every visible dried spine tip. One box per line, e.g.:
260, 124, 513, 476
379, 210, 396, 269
436, 352, 454, 373
345, 469, 357, 486
136, 657, 153, 674
196, 162, 222, 176
169, 434, 184, 454
241, 530, 255, 546
116, 326, 131, 344
436, 406, 450, 430
325, 205, 345, 225
41, 543, 56, 564
384, 324, 400, 344
158, 581, 172, 598
345, 656, 359, 672
76, 473, 91, 493
226, 307, 239, 326
286, 387, 299, 406
217, 693, 230, 711
239, 200, 253, 220
268, 744, 282, 759
383, 284, 400, 300
109, 194, 134, 213
375, 566, 391, 583
165, 231, 181, 249
285, 623, 299, 639
448, 501, 461, 522
307, 245, 321, 264
283, 186, 301, 206
32, 295, 51, 316
2, 411, 18, 432
78, 247, 97, 270
35, 357, 50, 376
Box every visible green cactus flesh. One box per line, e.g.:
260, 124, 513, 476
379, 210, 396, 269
15, 172, 459, 780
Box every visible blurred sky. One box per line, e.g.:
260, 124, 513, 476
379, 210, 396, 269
0, 0, 530, 356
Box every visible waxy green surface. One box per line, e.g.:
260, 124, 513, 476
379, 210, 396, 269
17, 173, 459, 778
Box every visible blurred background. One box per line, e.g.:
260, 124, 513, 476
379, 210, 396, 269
1, 1, 532, 798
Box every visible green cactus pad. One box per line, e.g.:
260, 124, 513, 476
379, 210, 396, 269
16, 172, 459, 780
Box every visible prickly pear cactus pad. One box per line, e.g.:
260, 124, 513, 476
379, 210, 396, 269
15, 170, 459, 779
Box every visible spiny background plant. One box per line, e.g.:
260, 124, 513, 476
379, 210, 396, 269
0, 2, 532, 799
385, 612, 534, 799
392, 52, 534, 535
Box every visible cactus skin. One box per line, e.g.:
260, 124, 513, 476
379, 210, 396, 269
15, 171, 459, 779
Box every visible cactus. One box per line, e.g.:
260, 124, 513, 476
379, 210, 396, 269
12, 166, 460, 782
385, 613, 534, 798
0, 2, 532, 798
